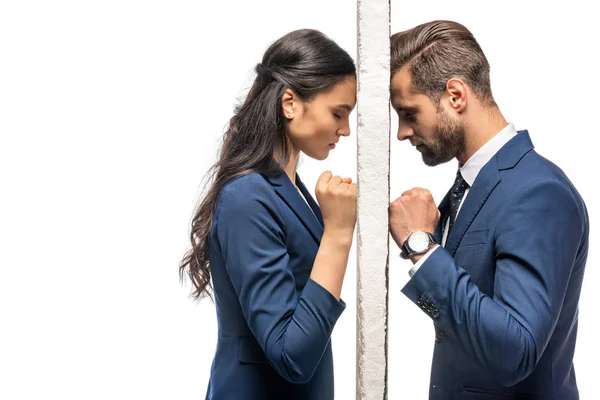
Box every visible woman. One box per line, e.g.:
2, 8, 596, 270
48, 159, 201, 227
180, 29, 357, 399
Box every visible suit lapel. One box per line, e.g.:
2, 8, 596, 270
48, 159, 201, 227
262, 171, 324, 244
296, 175, 324, 226
435, 191, 451, 243
444, 130, 534, 255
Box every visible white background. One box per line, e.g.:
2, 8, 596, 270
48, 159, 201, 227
0, 1, 597, 399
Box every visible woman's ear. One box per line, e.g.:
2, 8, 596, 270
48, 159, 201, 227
282, 89, 296, 119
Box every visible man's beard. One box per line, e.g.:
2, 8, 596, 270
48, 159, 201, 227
420, 106, 465, 167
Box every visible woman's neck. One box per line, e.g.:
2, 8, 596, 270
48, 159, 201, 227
283, 150, 300, 186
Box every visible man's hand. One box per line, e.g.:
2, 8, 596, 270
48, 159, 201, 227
389, 187, 440, 248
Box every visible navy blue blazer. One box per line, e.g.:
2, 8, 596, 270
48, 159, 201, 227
205, 172, 345, 400
403, 131, 589, 399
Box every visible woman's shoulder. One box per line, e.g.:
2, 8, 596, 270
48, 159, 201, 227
217, 173, 278, 211
221, 173, 271, 195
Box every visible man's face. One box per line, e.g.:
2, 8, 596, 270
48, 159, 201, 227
391, 66, 464, 166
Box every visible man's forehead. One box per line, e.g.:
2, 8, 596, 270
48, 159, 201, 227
391, 68, 412, 100
391, 84, 410, 106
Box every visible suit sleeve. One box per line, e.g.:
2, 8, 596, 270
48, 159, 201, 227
214, 179, 345, 384
402, 178, 586, 386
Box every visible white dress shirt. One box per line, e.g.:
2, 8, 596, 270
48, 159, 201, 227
297, 185, 317, 218
407, 123, 518, 277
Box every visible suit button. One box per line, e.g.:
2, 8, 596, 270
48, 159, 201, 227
417, 295, 424, 305
432, 308, 440, 318
435, 335, 443, 343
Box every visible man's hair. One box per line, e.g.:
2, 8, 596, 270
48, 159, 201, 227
391, 20, 495, 105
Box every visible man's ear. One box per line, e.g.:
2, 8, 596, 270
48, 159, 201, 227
445, 78, 467, 113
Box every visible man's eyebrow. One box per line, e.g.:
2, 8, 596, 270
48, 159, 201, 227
394, 104, 418, 112
334, 104, 354, 112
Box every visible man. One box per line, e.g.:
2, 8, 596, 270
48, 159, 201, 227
388, 20, 589, 399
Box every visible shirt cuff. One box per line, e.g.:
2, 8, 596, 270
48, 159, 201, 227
408, 245, 440, 278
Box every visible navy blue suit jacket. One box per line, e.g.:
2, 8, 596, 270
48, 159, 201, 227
403, 131, 589, 399
205, 172, 345, 399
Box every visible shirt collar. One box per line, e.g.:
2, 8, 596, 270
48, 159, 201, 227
459, 123, 518, 186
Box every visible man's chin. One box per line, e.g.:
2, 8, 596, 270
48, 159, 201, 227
421, 151, 438, 166
422, 153, 453, 167
422, 157, 440, 167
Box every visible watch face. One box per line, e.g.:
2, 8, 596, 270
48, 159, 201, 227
408, 231, 431, 252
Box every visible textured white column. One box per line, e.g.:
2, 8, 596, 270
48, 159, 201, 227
356, 0, 390, 399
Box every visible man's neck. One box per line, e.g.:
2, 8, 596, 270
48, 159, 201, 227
459, 105, 508, 165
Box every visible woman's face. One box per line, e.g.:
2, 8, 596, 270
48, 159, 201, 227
284, 76, 357, 160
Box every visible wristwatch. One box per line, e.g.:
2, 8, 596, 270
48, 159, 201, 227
400, 231, 436, 259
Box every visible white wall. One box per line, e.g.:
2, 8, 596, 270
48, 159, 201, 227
0, 1, 597, 399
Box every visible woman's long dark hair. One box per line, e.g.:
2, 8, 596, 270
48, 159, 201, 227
180, 29, 356, 300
